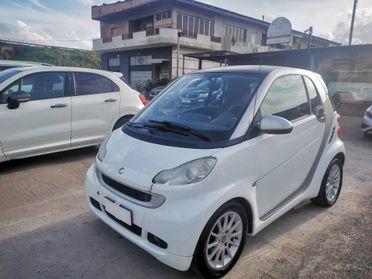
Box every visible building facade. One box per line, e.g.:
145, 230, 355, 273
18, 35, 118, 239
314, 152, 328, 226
92, 0, 339, 88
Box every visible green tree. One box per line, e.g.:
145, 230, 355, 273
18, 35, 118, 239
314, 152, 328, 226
14, 47, 100, 69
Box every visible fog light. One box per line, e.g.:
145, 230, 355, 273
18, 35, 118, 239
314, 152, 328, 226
90, 197, 101, 211
148, 232, 168, 249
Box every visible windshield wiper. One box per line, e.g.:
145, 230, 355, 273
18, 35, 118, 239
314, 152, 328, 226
148, 120, 211, 141
127, 120, 211, 141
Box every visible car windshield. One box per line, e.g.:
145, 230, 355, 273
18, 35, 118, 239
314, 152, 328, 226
0, 68, 25, 83
128, 72, 264, 144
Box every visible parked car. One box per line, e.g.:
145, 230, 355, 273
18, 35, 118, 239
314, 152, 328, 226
361, 105, 372, 135
85, 66, 345, 278
148, 85, 165, 100
0, 67, 144, 162
0, 60, 53, 71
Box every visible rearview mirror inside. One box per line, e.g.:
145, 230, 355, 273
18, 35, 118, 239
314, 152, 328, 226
260, 115, 293, 135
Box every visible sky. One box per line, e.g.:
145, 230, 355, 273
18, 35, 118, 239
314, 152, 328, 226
0, 0, 371, 50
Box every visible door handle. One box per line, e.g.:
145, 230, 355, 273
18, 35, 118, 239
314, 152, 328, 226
104, 98, 118, 103
50, 104, 67, 108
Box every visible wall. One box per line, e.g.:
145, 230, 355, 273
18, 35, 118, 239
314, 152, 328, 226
171, 46, 221, 78
92, 0, 152, 19
101, 46, 172, 83
99, 4, 174, 39
173, 5, 268, 52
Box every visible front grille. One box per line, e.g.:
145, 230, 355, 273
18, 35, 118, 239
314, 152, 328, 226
105, 210, 142, 236
101, 174, 152, 202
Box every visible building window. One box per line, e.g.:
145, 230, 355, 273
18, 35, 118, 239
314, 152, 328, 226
177, 13, 214, 37
261, 33, 267, 46
225, 25, 248, 44
130, 55, 152, 66
108, 57, 120, 67
130, 71, 152, 87
155, 10, 171, 21
110, 27, 119, 37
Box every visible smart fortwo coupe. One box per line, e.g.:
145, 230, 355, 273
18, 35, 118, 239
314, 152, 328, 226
85, 66, 345, 278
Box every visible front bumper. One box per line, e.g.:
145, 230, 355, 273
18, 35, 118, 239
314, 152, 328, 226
361, 115, 372, 133
85, 164, 198, 271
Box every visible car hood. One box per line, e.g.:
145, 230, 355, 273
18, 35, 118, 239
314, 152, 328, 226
98, 130, 220, 192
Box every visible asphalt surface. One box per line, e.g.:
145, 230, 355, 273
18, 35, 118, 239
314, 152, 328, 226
0, 116, 371, 279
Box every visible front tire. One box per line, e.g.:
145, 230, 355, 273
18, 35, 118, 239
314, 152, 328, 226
192, 201, 248, 278
312, 158, 343, 207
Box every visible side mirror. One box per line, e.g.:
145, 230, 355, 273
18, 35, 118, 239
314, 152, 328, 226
260, 115, 293, 135
313, 105, 326, 122
7, 92, 31, 109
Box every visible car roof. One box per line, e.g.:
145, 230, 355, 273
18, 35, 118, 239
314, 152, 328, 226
192, 65, 304, 75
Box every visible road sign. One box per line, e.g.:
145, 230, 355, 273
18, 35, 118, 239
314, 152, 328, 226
267, 17, 292, 45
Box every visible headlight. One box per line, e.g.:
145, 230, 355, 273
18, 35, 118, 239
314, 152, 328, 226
366, 108, 372, 118
153, 157, 216, 186
97, 136, 110, 162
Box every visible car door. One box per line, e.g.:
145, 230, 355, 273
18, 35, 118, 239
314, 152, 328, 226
255, 75, 325, 219
71, 72, 120, 146
0, 71, 71, 157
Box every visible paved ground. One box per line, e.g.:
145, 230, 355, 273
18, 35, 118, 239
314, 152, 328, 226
0, 117, 371, 279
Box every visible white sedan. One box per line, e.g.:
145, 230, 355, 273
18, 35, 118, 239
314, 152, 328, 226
0, 66, 144, 162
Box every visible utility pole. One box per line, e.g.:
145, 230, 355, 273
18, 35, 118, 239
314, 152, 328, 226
304, 26, 313, 70
176, 31, 182, 77
349, 0, 358, 45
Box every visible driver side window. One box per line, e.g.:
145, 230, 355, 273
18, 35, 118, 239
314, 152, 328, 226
260, 75, 310, 121
0, 72, 66, 104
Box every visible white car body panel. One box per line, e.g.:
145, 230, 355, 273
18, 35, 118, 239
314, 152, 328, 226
71, 91, 120, 146
100, 130, 220, 192
0, 66, 144, 161
255, 115, 324, 217
84, 66, 346, 271
0, 97, 72, 157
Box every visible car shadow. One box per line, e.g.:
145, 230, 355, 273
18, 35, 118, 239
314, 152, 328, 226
0, 146, 97, 175
241, 201, 325, 258
0, 200, 328, 279
0, 212, 199, 279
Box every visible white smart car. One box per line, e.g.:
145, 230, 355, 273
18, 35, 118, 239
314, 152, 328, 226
0, 67, 144, 162
85, 66, 345, 278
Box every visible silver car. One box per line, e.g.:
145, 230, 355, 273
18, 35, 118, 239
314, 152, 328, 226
361, 105, 372, 135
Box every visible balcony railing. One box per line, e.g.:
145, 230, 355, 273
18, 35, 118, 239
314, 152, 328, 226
94, 28, 224, 51
122, 33, 133, 40
146, 29, 160, 36
211, 36, 222, 43
102, 37, 113, 43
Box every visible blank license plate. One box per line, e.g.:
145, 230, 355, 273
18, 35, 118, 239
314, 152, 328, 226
104, 198, 132, 226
